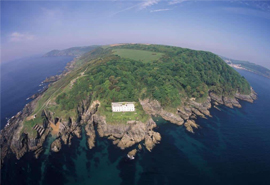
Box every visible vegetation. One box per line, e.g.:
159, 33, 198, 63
23, 44, 252, 134
55, 44, 250, 111
113, 48, 164, 63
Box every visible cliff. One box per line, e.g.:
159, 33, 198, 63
0, 87, 257, 166
0, 44, 258, 166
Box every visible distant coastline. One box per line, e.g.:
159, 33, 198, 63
220, 56, 270, 79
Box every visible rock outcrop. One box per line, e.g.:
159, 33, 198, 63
51, 138, 62, 152
0, 96, 51, 166
127, 149, 137, 159
184, 120, 199, 134
0, 85, 258, 167
139, 99, 184, 125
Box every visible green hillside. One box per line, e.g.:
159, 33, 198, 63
22, 44, 251, 134
113, 48, 164, 62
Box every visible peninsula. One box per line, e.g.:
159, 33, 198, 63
220, 56, 270, 79
0, 44, 257, 165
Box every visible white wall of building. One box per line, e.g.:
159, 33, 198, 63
112, 102, 135, 112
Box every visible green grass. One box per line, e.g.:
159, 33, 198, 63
98, 101, 149, 124
23, 115, 44, 138
113, 49, 164, 63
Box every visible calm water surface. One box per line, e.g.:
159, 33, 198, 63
1, 56, 74, 129
1, 68, 270, 185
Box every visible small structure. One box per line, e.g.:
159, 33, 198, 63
33, 124, 45, 136
111, 102, 135, 112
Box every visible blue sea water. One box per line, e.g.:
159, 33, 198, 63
0, 56, 74, 129
1, 67, 270, 185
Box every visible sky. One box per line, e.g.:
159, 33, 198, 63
1, 0, 270, 68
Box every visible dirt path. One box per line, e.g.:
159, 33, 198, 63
50, 121, 60, 135
69, 68, 87, 89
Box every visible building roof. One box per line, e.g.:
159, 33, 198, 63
111, 102, 135, 106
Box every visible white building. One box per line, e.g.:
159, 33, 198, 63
112, 102, 135, 112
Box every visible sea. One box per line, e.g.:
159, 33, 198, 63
0, 56, 74, 129
1, 58, 270, 185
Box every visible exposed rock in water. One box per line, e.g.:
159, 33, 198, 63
223, 96, 241, 108
93, 114, 129, 139
113, 139, 120, 145
51, 138, 62, 152
189, 97, 211, 117
34, 147, 43, 158
191, 108, 206, 118
177, 106, 192, 120
117, 121, 146, 149
210, 88, 257, 109
235, 88, 257, 103
61, 133, 70, 145
85, 119, 96, 149
127, 149, 137, 160
0, 85, 258, 167
73, 126, 82, 139
184, 120, 199, 133
209, 92, 223, 105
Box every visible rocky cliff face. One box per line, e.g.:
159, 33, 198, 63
139, 88, 257, 135
0, 87, 257, 166
139, 99, 184, 125
0, 96, 51, 165
81, 100, 161, 154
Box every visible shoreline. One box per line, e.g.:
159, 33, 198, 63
0, 56, 258, 167
232, 66, 270, 79
3, 57, 77, 130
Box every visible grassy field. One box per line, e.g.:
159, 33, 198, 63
113, 49, 164, 63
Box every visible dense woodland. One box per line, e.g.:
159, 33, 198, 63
55, 44, 251, 110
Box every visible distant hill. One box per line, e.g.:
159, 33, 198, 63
43, 46, 99, 57
220, 56, 270, 79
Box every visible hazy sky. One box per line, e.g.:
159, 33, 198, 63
1, 0, 270, 68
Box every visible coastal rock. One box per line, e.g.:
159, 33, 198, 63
191, 108, 206, 118
93, 115, 129, 138
190, 97, 211, 117
145, 131, 161, 152
139, 98, 184, 125
85, 120, 96, 149
113, 139, 120, 145
160, 110, 184, 125
34, 147, 43, 159
61, 133, 70, 145
138, 144, 142, 150
73, 126, 81, 139
91, 112, 161, 151
68, 134, 73, 146
223, 96, 241, 108
209, 92, 224, 104
117, 121, 146, 149
184, 120, 199, 133
235, 89, 257, 103
127, 149, 137, 159
51, 138, 62, 152
177, 106, 192, 120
